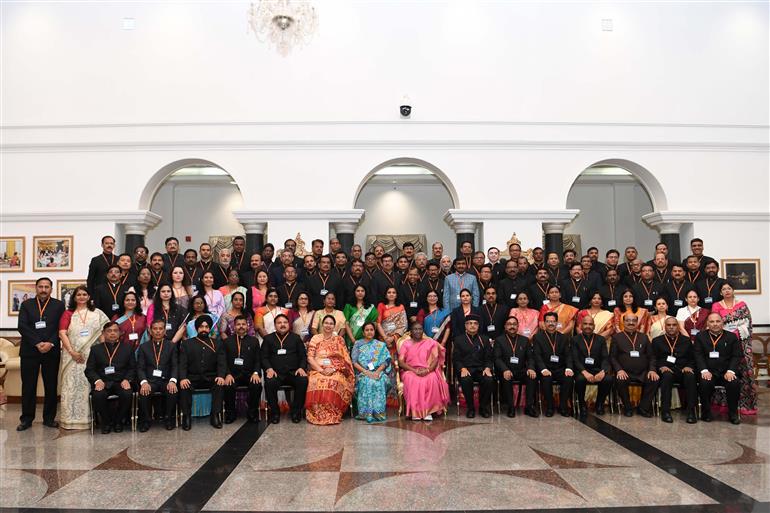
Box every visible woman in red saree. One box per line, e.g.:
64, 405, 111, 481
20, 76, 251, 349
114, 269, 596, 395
305, 314, 355, 425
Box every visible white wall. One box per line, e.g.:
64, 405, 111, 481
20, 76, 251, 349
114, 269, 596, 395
565, 177, 658, 261
354, 180, 456, 254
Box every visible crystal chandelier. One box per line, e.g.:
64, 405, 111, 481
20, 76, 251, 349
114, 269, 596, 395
247, 1, 318, 57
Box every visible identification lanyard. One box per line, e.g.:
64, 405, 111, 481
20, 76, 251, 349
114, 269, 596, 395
506, 334, 520, 354
77, 308, 89, 327
383, 272, 395, 287
709, 332, 723, 351
623, 331, 638, 352
198, 261, 212, 273
319, 273, 330, 288
168, 253, 179, 269
582, 334, 595, 354
545, 332, 558, 355
235, 334, 243, 358
608, 283, 616, 298
152, 340, 164, 367
127, 315, 136, 333
102, 253, 116, 267
276, 332, 289, 350
36, 296, 51, 321
485, 303, 497, 321
152, 271, 164, 288
705, 278, 718, 296
108, 282, 121, 304
104, 342, 120, 367
455, 273, 465, 290
234, 252, 245, 269
407, 284, 418, 302
185, 266, 197, 283
465, 333, 482, 351
672, 281, 685, 299
688, 307, 700, 324
656, 268, 669, 282
571, 279, 582, 295
218, 265, 229, 282
664, 334, 678, 355
688, 270, 701, 283
196, 336, 216, 353
641, 281, 653, 299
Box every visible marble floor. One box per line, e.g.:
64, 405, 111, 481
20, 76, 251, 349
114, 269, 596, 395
1, 389, 769, 513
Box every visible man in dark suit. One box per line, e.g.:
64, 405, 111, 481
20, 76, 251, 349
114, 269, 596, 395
493, 316, 538, 417
652, 317, 698, 424
137, 319, 179, 432
178, 315, 226, 430
16, 277, 66, 431
262, 314, 308, 424
84, 322, 136, 434
92, 265, 131, 316
86, 235, 117, 293
532, 311, 574, 417
694, 313, 742, 424
572, 316, 613, 419
452, 314, 494, 419
611, 313, 659, 417
305, 255, 343, 310
222, 316, 262, 424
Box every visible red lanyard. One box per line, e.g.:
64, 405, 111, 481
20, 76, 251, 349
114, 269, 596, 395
151, 340, 164, 367
196, 336, 216, 353
104, 342, 119, 366
545, 332, 557, 354
623, 331, 638, 351
582, 334, 595, 354
36, 296, 51, 320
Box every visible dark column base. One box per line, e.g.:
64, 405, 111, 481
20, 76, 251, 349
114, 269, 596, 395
246, 233, 264, 256
456, 233, 475, 257
544, 233, 563, 257
661, 233, 681, 263
337, 233, 354, 256
125, 234, 145, 255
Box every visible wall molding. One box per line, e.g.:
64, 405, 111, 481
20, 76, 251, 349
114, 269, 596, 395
642, 211, 770, 224
1, 210, 162, 225
444, 209, 581, 224
233, 209, 365, 223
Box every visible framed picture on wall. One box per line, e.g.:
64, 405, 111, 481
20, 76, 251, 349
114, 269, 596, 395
721, 259, 761, 295
57, 280, 86, 306
8, 280, 36, 316
0, 237, 25, 272
33, 236, 73, 272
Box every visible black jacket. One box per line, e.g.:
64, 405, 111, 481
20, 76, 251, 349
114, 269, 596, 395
651, 333, 695, 371
137, 338, 178, 385
493, 333, 533, 373
694, 330, 742, 375
261, 331, 307, 375
570, 333, 610, 374
452, 333, 493, 372
85, 341, 136, 385
179, 336, 227, 381
223, 334, 261, 379
17, 297, 66, 357
532, 331, 573, 373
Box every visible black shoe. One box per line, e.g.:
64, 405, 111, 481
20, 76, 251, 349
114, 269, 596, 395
544, 408, 554, 417
507, 408, 516, 418
661, 412, 673, 423
525, 407, 539, 418
247, 416, 259, 424
210, 417, 222, 429
686, 411, 697, 424
701, 411, 712, 422
224, 415, 236, 424
623, 408, 634, 417
466, 409, 476, 419
166, 422, 175, 431
182, 416, 192, 430
638, 409, 653, 418
729, 414, 741, 425
595, 405, 605, 416
578, 408, 587, 420
560, 408, 571, 418
139, 423, 150, 433
113, 423, 123, 433
480, 409, 491, 418
291, 412, 302, 423
16, 422, 32, 431
101, 424, 112, 434
43, 420, 59, 428
270, 415, 280, 424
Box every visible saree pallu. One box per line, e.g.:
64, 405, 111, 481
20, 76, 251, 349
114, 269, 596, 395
219, 285, 248, 313
712, 301, 757, 414
60, 309, 110, 430
344, 304, 379, 351
351, 338, 391, 422
399, 337, 450, 418
305, 335, 355, 425
113, 312, 147, 350
510, 308, 539, 339
378, 304, 407, 403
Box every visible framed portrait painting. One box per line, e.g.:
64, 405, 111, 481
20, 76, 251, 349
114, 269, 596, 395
33, 236, 73, 272
721, 258, 761, 295
8, 280, 36, 316
57, 280, 86, 307
0, 237, 25, 272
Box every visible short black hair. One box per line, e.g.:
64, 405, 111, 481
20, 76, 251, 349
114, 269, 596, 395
101, 235, 115, 244
35, 277, 53, 286
606, 249, 620, 257
165, 237, 179, 245
402, 242, 414, 249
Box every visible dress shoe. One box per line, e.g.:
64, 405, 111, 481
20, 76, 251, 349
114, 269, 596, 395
506, 408, 516, 418
701, 411, 712, 422
595, 405, 605, 416
101, 424, 112, 434
247, 416, 259, 424
16, 422, 32, 432
166, 422, 176, 431
139, 423, 150, 433
544, 409, 554, 418
661, 412, 673, 423
623, 408, 634, 417
578, 408, 587, 420
686, 411, 698, 424
480, 409, 491, 419
524, 407, 539, 418
43, 420, 59, 429
224, 415, 236, 424
638, 409, 653, 418
291, 412, 302, 423
113, 423, 123, 433
182, 416, 192, 430
466, 409, 476, 419
559, 408, 571, 418
269, 415, 280, 424
210, 417, 222, 429
729, 414, 741, 425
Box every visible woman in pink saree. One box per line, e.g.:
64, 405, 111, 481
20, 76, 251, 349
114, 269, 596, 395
398, 323, 450, 421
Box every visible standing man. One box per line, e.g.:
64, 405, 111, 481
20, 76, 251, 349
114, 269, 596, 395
87, 235, 117, 293
695, 261, 727, 308
560, 262, 593, 311
306, 255, 342, 310
162, 237, 182, 272
444, 258, 480, 311
632, 264, 663, 312
494, 316, 538, 417
93, 265, 130, 316
428, 241, 444, 268
16, 277, 66, 431
231, 236, 251, 275
686, 238, 717, 272
132, 244, 149, 274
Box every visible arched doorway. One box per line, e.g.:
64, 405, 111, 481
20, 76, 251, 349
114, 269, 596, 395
565, 160, 663, 261
353, 158, 458, 258
143, 160, 244, 253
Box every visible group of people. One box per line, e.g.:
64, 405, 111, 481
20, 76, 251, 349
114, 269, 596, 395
15, 233, 756, 433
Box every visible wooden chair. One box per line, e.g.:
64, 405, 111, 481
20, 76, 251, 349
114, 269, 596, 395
751, 333, 770, 383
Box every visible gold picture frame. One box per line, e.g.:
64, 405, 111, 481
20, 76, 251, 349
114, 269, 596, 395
33, 236, 73, 272
57, 279, 86, 306
0, 236, 25, 272
721, 258, 761, 295
8, 280, 36, 316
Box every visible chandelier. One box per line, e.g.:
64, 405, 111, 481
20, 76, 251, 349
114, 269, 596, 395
247, 1, 318, 57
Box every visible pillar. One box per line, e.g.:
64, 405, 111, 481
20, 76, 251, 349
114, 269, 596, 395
242, 222, 267, 255
331, 222, 358, 255
119, 211, 162, 255
452, 222, 477, 257
542, 222, 568, 257
642, 213, 683, 264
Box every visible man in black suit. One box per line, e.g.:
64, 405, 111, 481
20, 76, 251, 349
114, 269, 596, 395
652, 317, 698, 424
86, 235, 117, 293
572, 316, 613, 419
611, 313, 659, 417
222, 316, 262, 424
178, 315, 226, 430
84, 322, 136, 434
453, 314, 494, 419
694, 313, 742, 424
532, 311, 574, 417
137, 319, 179, 432
16, 277, 66, 431
306, 255, 343, 310
262, 314, 308, 424
93, 265, 130, 316
493, 316, 537, 417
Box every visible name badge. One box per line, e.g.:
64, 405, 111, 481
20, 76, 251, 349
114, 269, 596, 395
571, 296, 581, 303
690, 329, 699, 336
550, 355, 560, 363
111, 303, 119, 311
644, 299, 653, 306
321, 358, 332, 366
666, 355, 677, 364
542, 299, 549, 305
35, 320, 47, 329
129, 333, 139, 341
356, 318, 365, 327
487, 325, 495, 332
456, 294, 461, 300
556, 323, 563, 329
482, 299, 487, 305
104, 366, 115, 375
234, 357, 244, 366
367, 362, 375, 371
79, 329, 90, 337
510, 356, 519, 364
300, 329, 309, 337
510, 293, 517, 300
431, 326, 440, 334
165, 323, 173, 331
320, 289, 328, 295
410, 301, 418, 308
674, 300, 683, 307
630, 350, 640, 358
277, 349, 287, 355
607, 300, 617, 307
285, 302, 293, 309
704, 297, 713, 304
584, 357, 595, 365
523, 329, 531, 336
152, 369, 163, 377
709, 351, 719, 359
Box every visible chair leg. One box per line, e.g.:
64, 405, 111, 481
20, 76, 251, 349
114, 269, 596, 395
90, 394, 94, 435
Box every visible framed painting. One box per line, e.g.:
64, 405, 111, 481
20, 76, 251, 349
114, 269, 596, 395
33, 236, 73, 272
721, 258, 761, 294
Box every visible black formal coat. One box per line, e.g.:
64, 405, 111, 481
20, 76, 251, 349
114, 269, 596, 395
17, 297, 66, 357
223, 334, 261, 379
137, 338, 178, 385
452, 333, 493, 373
493, 333, 533, 374
570, 333, 610, 374
85, 341, 136, 385
261, 332, 307, 375
179, 336, 227, 382
531, 331, 573, 373
694, 330, 742, 375
651, 333, 696, 371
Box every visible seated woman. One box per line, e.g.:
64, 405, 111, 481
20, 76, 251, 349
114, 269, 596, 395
344, 284, 378, 351
398, 322, 450, 421
305, 315, 355, 425
351, 321, 391, 423
218, 290, 255, 339
538, 285, 577, 335
112, 291, 147, 349
612, 289, 650, 333
676, 289, 709, 341
219, 268, 248, 313
185, 293, 220, 339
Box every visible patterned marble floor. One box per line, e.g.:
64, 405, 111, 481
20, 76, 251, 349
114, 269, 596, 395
1, 389, 768, 513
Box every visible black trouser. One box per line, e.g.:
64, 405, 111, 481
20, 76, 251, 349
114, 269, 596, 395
540, 369, 574, 411
659, 369, 697, 413
19, 351, 60, 424
223, 375, 262, 420
699, 374, 740, 416
264, 372, 308, 416
616, 372, 658, 412
138, 381, 178, 424
92, 383, 133, 427
499, 369, 535, 409
457, 369, 494, 413
179, 379, 223, 419
574, 372, 613, 409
